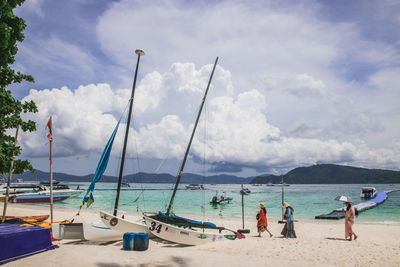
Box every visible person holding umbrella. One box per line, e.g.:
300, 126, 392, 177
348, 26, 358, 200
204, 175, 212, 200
335, 196, 358, 241
343, 201, 358, 241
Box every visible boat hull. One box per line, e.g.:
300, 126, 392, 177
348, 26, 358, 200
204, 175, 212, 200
4, 215, 49, 223
210, 197, 233, 205
143, 215, 236, 246
52, 223, 85, 240
9, 194, 70, 203
83, 221, 123, 241
100, 210, 150, 236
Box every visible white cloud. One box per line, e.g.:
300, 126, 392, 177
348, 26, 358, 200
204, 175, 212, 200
19, 62, 400, 173
13, 0, 400, 174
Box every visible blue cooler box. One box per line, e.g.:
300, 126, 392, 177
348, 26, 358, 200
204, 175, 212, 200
123, 232, 136, 250
134, 233, 149, 251
123, 232, 149, 251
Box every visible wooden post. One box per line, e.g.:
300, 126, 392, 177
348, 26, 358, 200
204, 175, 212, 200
1, 125, 20, 223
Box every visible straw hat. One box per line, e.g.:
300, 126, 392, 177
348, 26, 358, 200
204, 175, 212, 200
282, 202, 290, 208
259, 203, 265, 208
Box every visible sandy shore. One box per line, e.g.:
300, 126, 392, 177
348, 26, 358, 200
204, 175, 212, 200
2, 204, 400, 267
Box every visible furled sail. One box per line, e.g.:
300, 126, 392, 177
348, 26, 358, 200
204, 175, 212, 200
80, 120, 120, 208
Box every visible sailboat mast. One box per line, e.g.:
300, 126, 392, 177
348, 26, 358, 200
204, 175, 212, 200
166, 57, 219, 215
113, 49, 145, 216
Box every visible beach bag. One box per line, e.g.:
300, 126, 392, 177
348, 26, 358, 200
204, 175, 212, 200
256, 212, 260, 220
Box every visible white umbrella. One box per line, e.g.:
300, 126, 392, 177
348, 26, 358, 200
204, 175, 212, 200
334, 195, 353, 203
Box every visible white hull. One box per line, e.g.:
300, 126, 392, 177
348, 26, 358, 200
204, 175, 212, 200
100, 210, 150, 235
143, 215, 236, 246
52, 222, 84, 240
83, 221, 123, 241
52, 221, 122, 242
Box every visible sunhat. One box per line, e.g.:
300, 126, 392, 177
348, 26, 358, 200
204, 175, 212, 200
282, 202, 290, 208
259, 203, 264, 208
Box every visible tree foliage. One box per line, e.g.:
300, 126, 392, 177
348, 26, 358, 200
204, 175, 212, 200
0, 0, 37, 176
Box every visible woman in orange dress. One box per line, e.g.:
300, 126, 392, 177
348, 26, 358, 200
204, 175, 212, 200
257, 203, 273, 237
344, 202, 358, 241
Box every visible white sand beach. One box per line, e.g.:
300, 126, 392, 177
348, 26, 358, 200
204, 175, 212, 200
2, 204, 400, 267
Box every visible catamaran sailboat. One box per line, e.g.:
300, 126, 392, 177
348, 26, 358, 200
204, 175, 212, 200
142, 57, 243, 245
53, 50, 147, 242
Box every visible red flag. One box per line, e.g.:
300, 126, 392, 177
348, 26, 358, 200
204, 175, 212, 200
46, 117, 53, 142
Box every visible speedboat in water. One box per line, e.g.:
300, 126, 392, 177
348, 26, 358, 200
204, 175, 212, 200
185, 184, 204, 190
360, 187, 377, 199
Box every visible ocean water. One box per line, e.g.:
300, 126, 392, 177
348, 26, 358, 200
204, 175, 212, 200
50, 183, 400, 223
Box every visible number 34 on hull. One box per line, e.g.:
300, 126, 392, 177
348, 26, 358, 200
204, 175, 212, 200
143, 215, 237, 246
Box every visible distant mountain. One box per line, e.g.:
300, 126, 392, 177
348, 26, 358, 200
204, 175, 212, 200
9, 164, 400, 184
11, 170, 253, 184
250, 164, 400, 184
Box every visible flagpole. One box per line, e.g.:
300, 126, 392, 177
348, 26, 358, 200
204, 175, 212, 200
1, 125, 20, 223
50, 132, 53, 224
46, 116, 54, 224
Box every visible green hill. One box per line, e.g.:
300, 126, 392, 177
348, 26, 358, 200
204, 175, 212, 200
251, 164, 400, 184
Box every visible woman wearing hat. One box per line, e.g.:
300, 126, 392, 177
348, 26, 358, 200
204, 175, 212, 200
281, 202, 296, 238
257, 203, 273, 237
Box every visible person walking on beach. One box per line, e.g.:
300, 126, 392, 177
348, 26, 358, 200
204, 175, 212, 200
344, 202, 358, 241
257, 203, 273, 237
281, 202, 296, 238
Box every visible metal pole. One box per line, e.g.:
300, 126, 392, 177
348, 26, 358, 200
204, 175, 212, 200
114, 49, 145, 216
241, 184, 244, 229
281, 177, 284, 221
166, 57, 219, 215
50, 135, 53, 223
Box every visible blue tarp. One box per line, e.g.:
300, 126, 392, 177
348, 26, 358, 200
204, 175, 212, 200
0, 224, 54, 264
369, 191, 388, 205
158, 211, 217, 228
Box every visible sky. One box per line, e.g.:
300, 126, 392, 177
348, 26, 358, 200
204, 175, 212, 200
9, 0, 400, 178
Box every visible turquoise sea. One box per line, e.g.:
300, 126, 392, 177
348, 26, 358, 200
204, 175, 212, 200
48, 183, 400, 223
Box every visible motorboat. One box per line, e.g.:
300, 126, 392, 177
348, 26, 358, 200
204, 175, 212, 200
210, 191, 232, 204
1, 182, 82, 198
40, 181, 83, 196
360, 187, 377, 199
1, 183, 46, 195
240, 188, 251, 195
185, 184, 204, 190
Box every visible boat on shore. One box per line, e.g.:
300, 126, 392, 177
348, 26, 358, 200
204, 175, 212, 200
3, 215, 49, 223
8, 194, 70, 203
143, 57, 243, 245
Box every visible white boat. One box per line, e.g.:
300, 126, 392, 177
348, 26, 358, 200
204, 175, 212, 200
99, 210, 151, 236
52, 221, 122, 242
1, 182, 83, 197
240, 188, 251, 195
360, 187, 377, 199
40, 181, 84, 197
82, 221, 123, 242
53, 50, 147, 242
143, 58, 243, 246
185, 184, 204, 190
143, 214, 236, 246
